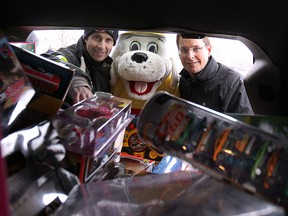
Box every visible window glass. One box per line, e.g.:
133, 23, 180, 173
165, 33, 253, 77
27, 30, 253, 77
209, 37, 253, 77
26, 30, 84, 54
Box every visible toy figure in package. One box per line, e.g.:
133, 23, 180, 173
0, 32, 35, 136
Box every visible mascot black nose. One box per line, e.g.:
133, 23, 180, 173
131, 52, 148, 63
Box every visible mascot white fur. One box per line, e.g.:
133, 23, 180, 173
110, 31, 179, 116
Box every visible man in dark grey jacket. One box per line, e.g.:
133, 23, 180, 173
42, 29, 118, 106
177, 33, 254, 114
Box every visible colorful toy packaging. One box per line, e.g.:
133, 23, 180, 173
122, 117, 165, 161
52, 92, 132, 157
10, 44, 75, 131
0, 32, 35, 136
52, 91, 134, 183
137, 91, 288, 208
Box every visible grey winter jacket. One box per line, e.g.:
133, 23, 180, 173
41, 37, 113, 105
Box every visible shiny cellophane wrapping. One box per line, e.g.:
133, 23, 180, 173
52, 92, 133, 157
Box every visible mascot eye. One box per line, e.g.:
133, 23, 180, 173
130, 41, 141, 51
147, 42, 158, 53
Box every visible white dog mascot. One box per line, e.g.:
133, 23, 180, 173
110, 31, 179, 116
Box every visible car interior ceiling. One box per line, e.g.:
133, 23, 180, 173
1, 0, 288, 117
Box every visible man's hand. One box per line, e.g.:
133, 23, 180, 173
68, 86, 93, 104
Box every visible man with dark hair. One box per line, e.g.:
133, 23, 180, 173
42, 29, 119, 106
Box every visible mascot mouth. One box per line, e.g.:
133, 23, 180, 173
129, 81, 156, 96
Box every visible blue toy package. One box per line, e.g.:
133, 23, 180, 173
152, 155, 194, 174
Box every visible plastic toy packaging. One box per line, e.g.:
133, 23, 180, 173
137, 91, 288, 208
0, 32, 35, 136
52, 91, 133, 157
1, 120, 79, 216
54, 171, 285, 215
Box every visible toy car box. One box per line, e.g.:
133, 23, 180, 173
137, 91, 288, 208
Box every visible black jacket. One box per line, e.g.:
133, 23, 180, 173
41, 37, 112, 104
179, 56, 254, 114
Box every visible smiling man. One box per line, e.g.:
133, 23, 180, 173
176, 33, 254, 114
41, 29, 118, 106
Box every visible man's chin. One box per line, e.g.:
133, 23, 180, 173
93, 55, 107, 62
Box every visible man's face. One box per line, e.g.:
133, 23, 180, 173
178, 36, 211, 76
85, 32, 114, 62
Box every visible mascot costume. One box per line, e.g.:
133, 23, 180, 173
111, 31, 179, 160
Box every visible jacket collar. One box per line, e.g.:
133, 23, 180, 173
180, 56, 219, 84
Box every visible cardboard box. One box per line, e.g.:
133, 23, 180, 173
119, 153, 155, 177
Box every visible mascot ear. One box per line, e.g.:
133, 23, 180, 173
110, 59, 118, 85
170, 57, 180, 89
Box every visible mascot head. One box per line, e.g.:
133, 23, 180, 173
111, 31, 178, 109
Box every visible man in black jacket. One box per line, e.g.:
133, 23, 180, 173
42, 29, 118, 106
176, 33, 254, 114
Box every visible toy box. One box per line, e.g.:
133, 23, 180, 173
0, 33, 35, 137
119, 152, 155, 177
122, 117, 165, 161
10, 44, 74, 131
137, 91, 288, 208
152, 155, 196, 174
229, 113, 288, 141
10, 42, 36, 53
52, 91, 133, 156
52, 92, 134, 183
65, 129, 128, 183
